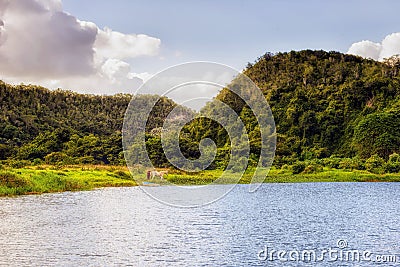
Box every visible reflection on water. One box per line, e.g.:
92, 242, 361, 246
0, 183, 399, 266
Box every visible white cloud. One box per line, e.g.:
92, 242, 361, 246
0, 0, 161, 94
128, 72, 154, 83
380, 33, 400, 61
347, 40, 381, 61
101, 59, 131, 82
4, 58, 144, 95
95, 27, 160, 60
347, 33, 400, 61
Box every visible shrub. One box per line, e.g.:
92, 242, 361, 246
45, 152, 73, 165
7, 160, 31, 169
310, 147, 329, 159
339, 158, 353, 170
322, 156, 341, 169
388, 153, 400, 163
291, 162, 306, 174
352, 156, 365, 170
76, 156, 96, 165
0, 172, 30, 187
385, 153, 400, 173
273, 155, 297, 167
303, 164, 323, 174
32, 158, 43, 166
385, 162, 400, 173
339, 157, 364, 170
300, 151, 314, 161
280, 164, 291, 171
309, 158, 324, 165
365, 154, 385, 174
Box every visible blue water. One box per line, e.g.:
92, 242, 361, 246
0, 183, 399, 266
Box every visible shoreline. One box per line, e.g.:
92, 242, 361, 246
1, 165, 400, 197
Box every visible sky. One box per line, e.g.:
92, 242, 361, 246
1, 0, 400, 104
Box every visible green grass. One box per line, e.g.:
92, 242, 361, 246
161, 167, 400, 185
263, 167, 400, 183
1, 165, 399, 197
0, 165, 137, 197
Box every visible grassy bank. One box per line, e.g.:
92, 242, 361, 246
263, 168, 400, 183
1, 165, 400, 197
166, 167, 400, 185
0, 165, 137, 197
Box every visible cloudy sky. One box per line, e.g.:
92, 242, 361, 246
0, 0, 400, 99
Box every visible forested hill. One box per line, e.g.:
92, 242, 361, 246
212, 50, 400, 165
0, 82, 191, 165
1, 50, 400, 169
0, 82, 131, 140
127, 50, 400, 171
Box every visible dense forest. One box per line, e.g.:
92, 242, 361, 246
0, 81, 191, 166
146, 50, 400, 173
199, 50, 400, 173
1, 50, 400, 173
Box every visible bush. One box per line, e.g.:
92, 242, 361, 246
352, 156, 365, 170
0, 172, 30, 187
365, 154, 385, 174
339, 158, 353, 170
280, 164, 291, 171
310, 147, 329, 159
385, 162, 400, 173
291, 162, 306, 174
45, 152, 73, 165
322, 156, 341, 169
75, 156, 96, 165
303, 164, 323, 174
32, 158, 43, 166
300, 151, 314, 161
6, 160, 31, 169
273, 155, 298, 167
309, 158, 324, 165
339, 157, 364, 170
388, 153, 400, 163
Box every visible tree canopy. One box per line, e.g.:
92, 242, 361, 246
1, 50, 400, 168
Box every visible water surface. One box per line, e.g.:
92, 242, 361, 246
0, 183, 399, 266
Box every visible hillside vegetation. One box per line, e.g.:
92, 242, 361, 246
1, 50, 400, 175
179, 50, 400, 173
0, 82, 190, 166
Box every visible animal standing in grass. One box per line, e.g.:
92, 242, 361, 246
148, 170, 168, 180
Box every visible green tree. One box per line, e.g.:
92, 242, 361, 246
353, 113, 400, 159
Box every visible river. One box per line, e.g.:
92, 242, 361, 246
0, 183, 399, 266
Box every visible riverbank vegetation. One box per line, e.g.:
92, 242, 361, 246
0, 165, 137, 196
1, 162, 400, 197
1, 50, 400, 196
